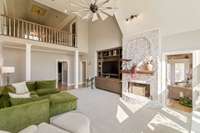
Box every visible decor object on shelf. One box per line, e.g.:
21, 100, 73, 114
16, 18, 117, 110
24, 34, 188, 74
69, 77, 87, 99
1, 66, 15, 85
131, 64, 137, 79
143, 56, 153, 71
122, 59, 132, 72
179, 97, 192, 108
69, 0, 117, 22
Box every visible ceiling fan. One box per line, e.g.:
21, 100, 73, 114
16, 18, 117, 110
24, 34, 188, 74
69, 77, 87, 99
68, 0, 117, 22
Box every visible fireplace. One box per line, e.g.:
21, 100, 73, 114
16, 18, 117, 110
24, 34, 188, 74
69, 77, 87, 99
128, 82, 150, 98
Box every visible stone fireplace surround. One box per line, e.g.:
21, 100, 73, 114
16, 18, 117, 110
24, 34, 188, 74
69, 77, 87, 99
122, 29, 161, 102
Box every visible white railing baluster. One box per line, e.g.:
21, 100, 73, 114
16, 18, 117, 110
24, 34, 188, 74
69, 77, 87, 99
9, 18, 11, 36
13, 18, 16, 37
17, 19, 20, 37
0, 15, 75, 47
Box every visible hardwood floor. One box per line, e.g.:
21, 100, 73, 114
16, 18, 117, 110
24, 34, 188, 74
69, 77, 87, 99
58, 83, 87, 91
167, 99, 192, 113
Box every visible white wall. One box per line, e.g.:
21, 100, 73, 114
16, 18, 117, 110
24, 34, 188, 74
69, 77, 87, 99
31, 51, 75, 85
162, 30, 200, 53
116, 0, 200, 37
161, 30, 200, 111
2, 47, 85, 86
88, 17, 122, 77
77, 19, 89, 53
0, 42, 3, 85
3, 47, 26, 84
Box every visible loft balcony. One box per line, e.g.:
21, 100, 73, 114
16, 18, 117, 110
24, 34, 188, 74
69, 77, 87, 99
0, 15, 77, 48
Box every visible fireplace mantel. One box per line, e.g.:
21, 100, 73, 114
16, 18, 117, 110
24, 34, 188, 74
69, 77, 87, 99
129, 79, 152, 85
122, 29, 160, 101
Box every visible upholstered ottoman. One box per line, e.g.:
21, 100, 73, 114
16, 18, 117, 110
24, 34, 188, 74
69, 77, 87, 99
50, 112, 90, 133
49, 92, 77, 116
18, 123, 70, 133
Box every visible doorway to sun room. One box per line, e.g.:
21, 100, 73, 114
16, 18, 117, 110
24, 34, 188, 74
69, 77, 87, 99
57, 61, 68, 90
166, 53, 193, 113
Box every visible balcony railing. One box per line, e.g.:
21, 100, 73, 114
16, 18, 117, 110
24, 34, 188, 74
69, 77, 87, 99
0, 15, 77, 47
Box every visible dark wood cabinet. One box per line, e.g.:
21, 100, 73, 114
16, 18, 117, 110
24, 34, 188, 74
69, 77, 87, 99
95, 47, 122, 95
95, 77, 122, 95
97, 47, 122, 79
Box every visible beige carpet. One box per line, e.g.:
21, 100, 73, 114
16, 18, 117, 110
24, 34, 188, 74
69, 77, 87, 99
68, 88, 192, 133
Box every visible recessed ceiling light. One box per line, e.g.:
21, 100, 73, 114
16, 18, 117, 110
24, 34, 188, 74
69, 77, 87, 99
64, 9, 68, 13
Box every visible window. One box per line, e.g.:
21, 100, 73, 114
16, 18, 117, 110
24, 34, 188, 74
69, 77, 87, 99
175, 63, 185, 82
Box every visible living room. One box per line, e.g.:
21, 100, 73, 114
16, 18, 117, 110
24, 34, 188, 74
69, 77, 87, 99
0, 0, 200, 133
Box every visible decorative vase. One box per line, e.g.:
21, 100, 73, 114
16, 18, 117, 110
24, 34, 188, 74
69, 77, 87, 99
131, 65, 136, 79
146, 63, 153, 71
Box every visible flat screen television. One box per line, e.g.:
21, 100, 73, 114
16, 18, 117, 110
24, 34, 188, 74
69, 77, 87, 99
102, 61, 119, 75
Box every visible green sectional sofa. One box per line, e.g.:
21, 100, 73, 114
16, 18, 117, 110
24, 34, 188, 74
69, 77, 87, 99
0, 80, 77, 133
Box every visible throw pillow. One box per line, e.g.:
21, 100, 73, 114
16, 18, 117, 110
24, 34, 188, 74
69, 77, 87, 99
12, 82, 29, 94
8, 92, 31, 99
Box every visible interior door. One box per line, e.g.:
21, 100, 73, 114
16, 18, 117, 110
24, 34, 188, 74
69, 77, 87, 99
62, 62, 68, 85
82, 62, 86, 83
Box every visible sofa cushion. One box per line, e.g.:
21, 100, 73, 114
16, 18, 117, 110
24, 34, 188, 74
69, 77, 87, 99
10, 95, 40, 106
0, 95, 10, 108
36, 89, 59, 96
36, 80, 56, 90
0, 99, 49, 133
0, 86, 15, 108
1, 86, 15, 95
49, 92, 77, 105
8, 92, 31, 99
30, 91, 37, 96
26, 82, 36, 92
12, 82, 29, 94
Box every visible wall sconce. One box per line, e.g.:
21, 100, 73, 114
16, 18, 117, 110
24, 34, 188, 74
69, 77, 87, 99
126, 14, 139, 22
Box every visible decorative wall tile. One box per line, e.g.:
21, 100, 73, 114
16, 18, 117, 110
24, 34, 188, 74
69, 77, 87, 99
122, 29, 160, 100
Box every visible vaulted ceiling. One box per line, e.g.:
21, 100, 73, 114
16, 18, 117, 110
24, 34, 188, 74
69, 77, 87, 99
33, 0, 200, 37
5, 0, 200, 36
6, 0, 69, 27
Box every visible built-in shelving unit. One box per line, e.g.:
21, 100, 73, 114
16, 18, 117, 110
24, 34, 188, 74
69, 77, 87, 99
97, 47, 122, 79
96, 47, 122, 96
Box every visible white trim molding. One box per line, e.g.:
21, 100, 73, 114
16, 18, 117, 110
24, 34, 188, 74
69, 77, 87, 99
25, 44, 32, 81
55, 59, 70, 88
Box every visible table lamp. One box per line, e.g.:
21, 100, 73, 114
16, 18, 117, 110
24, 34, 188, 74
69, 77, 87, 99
1, 66, 15, 85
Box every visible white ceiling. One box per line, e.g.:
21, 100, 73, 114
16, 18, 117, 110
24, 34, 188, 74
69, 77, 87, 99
33, 0, 69, 14
30, 0, 200, 36
6, 0, 69, 27
116, 0, 200, 36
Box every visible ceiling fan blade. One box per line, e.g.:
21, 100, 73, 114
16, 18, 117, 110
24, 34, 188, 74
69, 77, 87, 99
97, 0, 111, 7
94, 0, 99, 4
82, 13, 92, 20
81, 0, 90, 5
101, 9, 114, 16
99, 12, 108, 21
72, 12, 83, 17
90, 0, 95, 4
70, 1, 89, 9
72, 9, 90, 12
92, 13, 99, 22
